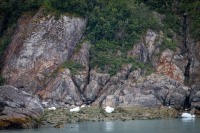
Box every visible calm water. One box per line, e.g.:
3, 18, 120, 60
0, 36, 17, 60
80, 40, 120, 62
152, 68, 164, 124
1, 118, 199, 133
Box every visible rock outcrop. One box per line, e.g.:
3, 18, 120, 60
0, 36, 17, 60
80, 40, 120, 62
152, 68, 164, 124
1, 9, 200, 111
0, 85, 43, 129
94, 68, 190, 109
156, 49, 186, 81
2, 10, 86, 94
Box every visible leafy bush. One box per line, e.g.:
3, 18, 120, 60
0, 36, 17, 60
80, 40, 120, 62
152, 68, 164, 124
0, 0, 42, 28
139, 0, 200, 41
87, 1, 159, 75
60, 61, 84, 75
0, 36, 11, 69
160, 38, 177, 52
50, 60, 84, 77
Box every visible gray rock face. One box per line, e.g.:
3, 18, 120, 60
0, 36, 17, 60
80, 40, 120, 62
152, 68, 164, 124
0, 85, 43, 129
92, 64, 133, 106
37, 69, 83, 106
99, 72, 190, 108
72, 41, 90, 70
2, 10, 86, 93
2, 8, 200, 110
191, 84, 200, 108
92, 44, 190, 108
156, 49, 186, 81
128, 30, 159, 63
83, 70, 110, 103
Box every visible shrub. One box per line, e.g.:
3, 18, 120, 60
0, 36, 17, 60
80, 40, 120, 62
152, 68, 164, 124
61, 61, 84, 75
87, 1, 159, 75
160, 38, 177, 52
139, 0, 200, 41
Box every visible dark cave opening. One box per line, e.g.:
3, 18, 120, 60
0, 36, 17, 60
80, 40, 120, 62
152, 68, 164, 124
183, 95, 191, 109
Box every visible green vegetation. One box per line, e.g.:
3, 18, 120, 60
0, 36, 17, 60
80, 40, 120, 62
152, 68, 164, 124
139, 0, 200, 42
60, 61, 84, 75
1, 0, 199, 77
50, 60, 84, 77
160, 38, 177, 52
43, 0, 94, 17
0, 0, 42, 31
86, 1, 159, 75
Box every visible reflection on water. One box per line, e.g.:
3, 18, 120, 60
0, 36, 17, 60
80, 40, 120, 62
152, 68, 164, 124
68, 123, 80, 131
1, 119, 200, 133
181, 117, 195, 122
104, 121, 114, 131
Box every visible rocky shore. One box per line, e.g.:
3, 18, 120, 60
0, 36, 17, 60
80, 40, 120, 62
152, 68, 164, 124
0, 85, 44, 129
41, 106, 198, 128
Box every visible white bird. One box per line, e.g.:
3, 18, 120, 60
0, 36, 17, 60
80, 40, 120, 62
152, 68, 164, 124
48, 107, 56, 110
104, 106, 114, 113
181, 113, 195, 118
81, 105, 86, 108
70, 107, 80, 112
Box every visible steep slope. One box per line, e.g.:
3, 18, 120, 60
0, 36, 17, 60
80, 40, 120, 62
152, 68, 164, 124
0, 0, 200, 110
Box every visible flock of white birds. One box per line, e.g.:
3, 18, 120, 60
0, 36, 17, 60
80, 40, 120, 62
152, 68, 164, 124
48, 105, 115, 113
48, 106, 195, 118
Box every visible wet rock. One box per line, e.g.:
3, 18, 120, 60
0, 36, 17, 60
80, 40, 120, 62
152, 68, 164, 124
0, 85, 44, 129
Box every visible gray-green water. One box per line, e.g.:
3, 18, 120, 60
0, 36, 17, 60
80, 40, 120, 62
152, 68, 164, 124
1, 118, 199, 133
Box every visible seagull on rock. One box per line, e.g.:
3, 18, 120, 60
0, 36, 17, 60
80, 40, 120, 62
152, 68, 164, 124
70, 107, 80, 112
48, 107, 56, 110
104, 106, 114, 113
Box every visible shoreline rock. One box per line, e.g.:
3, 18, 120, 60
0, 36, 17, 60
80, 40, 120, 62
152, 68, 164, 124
41, 106, 182, 127
0, 85, 44, 129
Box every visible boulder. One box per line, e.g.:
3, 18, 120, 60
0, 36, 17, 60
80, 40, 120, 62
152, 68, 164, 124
0, 85, 44, 129
100, 73, 190, 108
37, 68, 83, 106
128, 30, 159, 63
156, 49, 185, 81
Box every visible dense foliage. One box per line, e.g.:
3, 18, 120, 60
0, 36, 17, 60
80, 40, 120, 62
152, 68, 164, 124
139, 0, 200, 41
50, 60, 84, 77
0, 0, 199, 78
85, 1, 159, 75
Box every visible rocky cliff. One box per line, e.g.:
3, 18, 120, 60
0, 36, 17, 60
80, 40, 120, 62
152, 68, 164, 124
1, 8, 200, 111
0, 85, 43, 129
